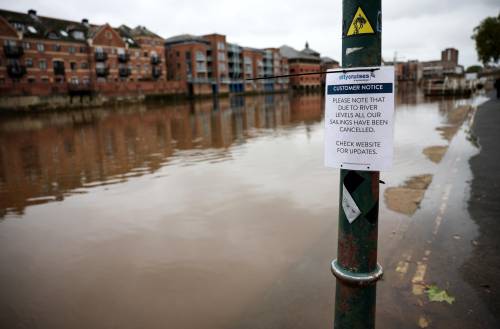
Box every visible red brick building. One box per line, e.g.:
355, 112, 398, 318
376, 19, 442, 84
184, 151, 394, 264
279, 43, 322, 91
0, 9, 182, 100
320, 56, 339, 86
164, 34, 212, 96
1, 8, 337, 102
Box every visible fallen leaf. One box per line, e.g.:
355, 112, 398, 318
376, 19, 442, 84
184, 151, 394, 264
418, 316, 429, 328
425, 285, 455, 304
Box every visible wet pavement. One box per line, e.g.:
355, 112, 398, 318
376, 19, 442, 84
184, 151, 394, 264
0, 90, 496, 328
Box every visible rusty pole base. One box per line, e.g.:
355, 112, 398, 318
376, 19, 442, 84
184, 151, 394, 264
331, 259, 383, 286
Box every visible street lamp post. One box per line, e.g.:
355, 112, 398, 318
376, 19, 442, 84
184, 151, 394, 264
332, 1, 383, 328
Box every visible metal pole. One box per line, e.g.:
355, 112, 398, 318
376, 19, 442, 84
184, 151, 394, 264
332, 1, 383, 329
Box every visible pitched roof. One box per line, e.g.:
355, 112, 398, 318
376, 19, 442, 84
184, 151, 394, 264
0, 9, 89, 43
131, 25, 163, 39
164, 34, 209, 45
321, 56, 339, 64
117, 25, 141, 48
279, 45, 320, 62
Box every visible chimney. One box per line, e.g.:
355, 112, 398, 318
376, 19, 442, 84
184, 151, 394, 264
28, 9, 37, 17
82, 18, 89, 27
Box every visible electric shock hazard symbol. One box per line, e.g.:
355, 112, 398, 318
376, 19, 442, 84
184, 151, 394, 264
347, 7, 375, 36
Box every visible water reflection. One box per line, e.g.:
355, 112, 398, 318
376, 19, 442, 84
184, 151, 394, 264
0, 94, 322, 217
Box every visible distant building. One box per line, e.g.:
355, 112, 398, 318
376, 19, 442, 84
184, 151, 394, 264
0, 8, 337, 101
421, 48, 464, 79
385, 60, 423, 83
164, 34, 212, 95
320, 56, 340, 85
0, 8, 183, 98
279, 42, 322, 91
165, 34, 294, 96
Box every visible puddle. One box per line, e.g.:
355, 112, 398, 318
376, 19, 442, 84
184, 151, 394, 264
384, 174, 433, 215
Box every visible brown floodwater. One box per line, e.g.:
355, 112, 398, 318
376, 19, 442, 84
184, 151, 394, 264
0, 90, 490, 329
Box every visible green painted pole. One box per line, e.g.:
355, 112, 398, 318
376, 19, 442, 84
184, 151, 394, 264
332, 1, 383, 329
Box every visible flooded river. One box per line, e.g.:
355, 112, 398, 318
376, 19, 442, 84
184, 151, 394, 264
0, 90, 490, 328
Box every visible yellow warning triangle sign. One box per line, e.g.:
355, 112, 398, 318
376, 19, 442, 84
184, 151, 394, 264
347, 7, 375, 36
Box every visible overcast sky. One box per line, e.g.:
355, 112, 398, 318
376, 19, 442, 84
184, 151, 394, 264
1, 0, 498, 67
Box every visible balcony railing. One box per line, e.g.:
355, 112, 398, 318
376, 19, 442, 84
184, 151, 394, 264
196, 66, 207, 73
53, 66, 65, 76
119, 67, 131, 77
7, 64, 26, 79
188, 77, 213, 84
96, 66, 109, 77
152, 66, 162, 78
95, 52, 108, 61
4, 45, 24, 58
151, 56, 161, 65
196, 53, 206, 61
118, 53, 130, 63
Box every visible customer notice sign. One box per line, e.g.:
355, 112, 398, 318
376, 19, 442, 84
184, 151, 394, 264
324, 66, 395, 171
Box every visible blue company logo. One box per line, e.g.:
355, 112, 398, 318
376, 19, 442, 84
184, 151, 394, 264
339, 73, 371, 81
327, 83, 393, 94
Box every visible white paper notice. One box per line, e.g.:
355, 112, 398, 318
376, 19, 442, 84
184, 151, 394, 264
324, 66, 395, 171
342, 185, 361, 224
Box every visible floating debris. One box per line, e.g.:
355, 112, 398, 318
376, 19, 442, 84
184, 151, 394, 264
418, 316, 429, 328
425, 285, 455, 304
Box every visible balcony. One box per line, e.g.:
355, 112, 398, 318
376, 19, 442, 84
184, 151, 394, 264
7, 64, 26, 79
196, 65, 207, 73
151, 56, 161, 65
53, 66, 65, 76
119, 66, 131, 77
118, 53, 130, 63
96, 66, 109, 77
188, 77, 213, 84
195, 53, 206, 61
152, 66, 162, 79
94, 52, 108, 61
4, 45, 24, 58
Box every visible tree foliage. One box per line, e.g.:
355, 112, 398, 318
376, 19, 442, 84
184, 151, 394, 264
466, 65, 482, 73
472, 14, 500, 65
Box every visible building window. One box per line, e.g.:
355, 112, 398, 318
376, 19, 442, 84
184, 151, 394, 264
135, 51, 140, 58
176, 51, 180, 57
39, 60, 47, 70
68, 46, 76, 54
79, 46, 87, 53
12, 22, 25, 32
185, 51, 191, 61
144, 51, 148, 57
218, 63, 226, 72
105, 31, 112, 39
218, 52, 225, 61
81, 62, 88, 69
28, 77, 35, 83
70, 62, 77, 71
217, 41, 225, 50
25, 58, 33, 67
48, 32, 59, 39
22, 42, 31, 49
41, 77, 49, 83
37, 43, 45, 52
72, 30, 85, 40
52, 44, 61, 52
